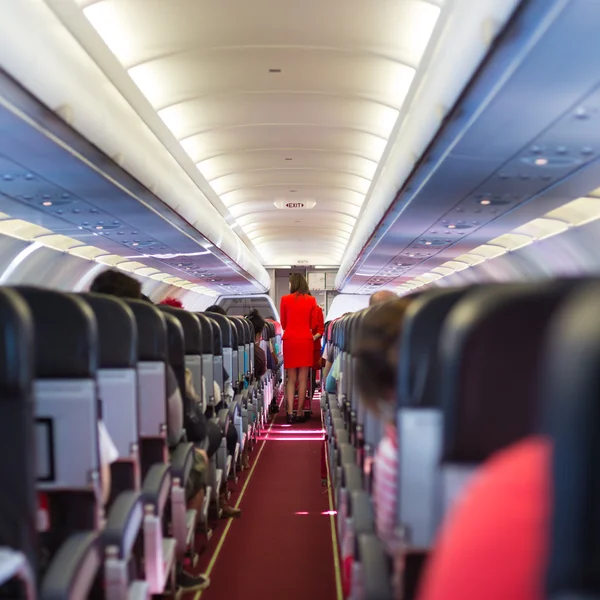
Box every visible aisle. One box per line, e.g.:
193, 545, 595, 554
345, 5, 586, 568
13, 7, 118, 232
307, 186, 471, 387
191, 393, 342, 600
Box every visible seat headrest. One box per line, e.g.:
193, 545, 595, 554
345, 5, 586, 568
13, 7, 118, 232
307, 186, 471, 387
204, 312, 231, 348
398, 288, 471, 409
541, 281, 600, 595
205, 315, 222, 355
267, 321, 275, 337
163, 312, 185, 394
0, 288, 34, 395
158, 306, 202, 354
79, 293, 137, 369
196, 313, 215, 354
440, 282, 574, 464
164, 313, 185, 367
122, 299, 168, 362
228, 317, 244, 346
15, 287, 97, 378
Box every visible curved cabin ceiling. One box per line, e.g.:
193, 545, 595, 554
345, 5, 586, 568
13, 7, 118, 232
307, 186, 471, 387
59, 0, 443, 267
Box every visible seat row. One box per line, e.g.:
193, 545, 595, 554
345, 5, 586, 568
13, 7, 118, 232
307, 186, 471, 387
0, 287, 280, 599
323, 280, 600, 599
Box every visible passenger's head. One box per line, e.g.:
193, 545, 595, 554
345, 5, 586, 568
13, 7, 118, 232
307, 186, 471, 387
289, 272, 310, 295
353, 297, 413, 420
245, 308, 265, 342
140, 294, 152, 303
161, 297, 184, 308
369, 289, 397, 306
206, 304, 226, 315
90, 269, 142, 299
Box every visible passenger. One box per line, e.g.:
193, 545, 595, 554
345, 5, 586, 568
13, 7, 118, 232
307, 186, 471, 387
90, 269, 212, 592
205, 304, 226, 315
280, 273, 320, 423
353, 297, 413, 596
369, 289, 397, 306
98, 420, 119, 506
204, 305, 246, 500
325, 352, 341, 395
161, 296, 184, 308
245, 309, 267, 379
416, 438, 549, 600
312, 305, 325, 393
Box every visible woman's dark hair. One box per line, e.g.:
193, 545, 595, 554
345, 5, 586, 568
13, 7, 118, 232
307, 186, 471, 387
90, 269, 142, 299
353, 297, 413, 415
245, 308, 265, 338
289, 272, 310, 295
206, 305, 226, 315
140, 294, 152, 303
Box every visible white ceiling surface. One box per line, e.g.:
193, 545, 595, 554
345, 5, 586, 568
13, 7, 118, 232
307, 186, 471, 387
68, 0, 444, 267
1, 0, 269, 293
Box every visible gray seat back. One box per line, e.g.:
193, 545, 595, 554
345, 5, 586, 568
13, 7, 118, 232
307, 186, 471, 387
0, 289, 38, 581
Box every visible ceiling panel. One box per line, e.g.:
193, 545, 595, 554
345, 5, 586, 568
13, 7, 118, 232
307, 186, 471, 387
70, 0, 443, 266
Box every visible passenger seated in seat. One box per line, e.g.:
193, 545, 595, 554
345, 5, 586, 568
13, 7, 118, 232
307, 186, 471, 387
325, 353, 340, 395
245, 309, 267, 379
353, 297, 413, 594
90, 269, 211, 592
205, 304, 226, 315
416, 438, 549, 600
369, 289, 397, 306
185, 368, 242, 518
205, 306, 244, 473
99, 420, 119, 506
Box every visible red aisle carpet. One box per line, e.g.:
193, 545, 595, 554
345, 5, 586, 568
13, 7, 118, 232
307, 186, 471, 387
188, 392, 341, 600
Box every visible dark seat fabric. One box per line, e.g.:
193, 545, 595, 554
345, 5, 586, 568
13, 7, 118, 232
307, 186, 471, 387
439, 282, 578, 464
14, 288, 99, 564
79, 293, 137, 369
0, 289, 38, 583
397, 287, 472, 409
541, 282, 600, 596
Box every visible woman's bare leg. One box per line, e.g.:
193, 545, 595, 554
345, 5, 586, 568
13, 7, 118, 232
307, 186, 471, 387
286, 368, 298, 415
297, 367, 310, 413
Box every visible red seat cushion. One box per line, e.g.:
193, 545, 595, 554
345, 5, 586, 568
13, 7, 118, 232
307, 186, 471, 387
417, 436, 550, 600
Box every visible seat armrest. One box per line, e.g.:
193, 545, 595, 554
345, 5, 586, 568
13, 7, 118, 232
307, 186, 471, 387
351, 491, 374, 536
142, 464, 171, 516
104, 491, 144, 560
41, 532, 102, 600
358, 533, 393, 600
170, 442, 194, 487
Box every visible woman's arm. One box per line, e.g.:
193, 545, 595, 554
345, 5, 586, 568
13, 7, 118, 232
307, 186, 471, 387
280, 296, 287, 330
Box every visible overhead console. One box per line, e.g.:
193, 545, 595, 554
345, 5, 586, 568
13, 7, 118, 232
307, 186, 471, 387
0, 0, 270, 295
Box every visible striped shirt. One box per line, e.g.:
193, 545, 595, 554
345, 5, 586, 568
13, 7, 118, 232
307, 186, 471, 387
373, 425, 399, 554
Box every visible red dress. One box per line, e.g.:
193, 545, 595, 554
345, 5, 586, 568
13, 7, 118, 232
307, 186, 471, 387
313, 306, 325, 368
280, 292, 318, 369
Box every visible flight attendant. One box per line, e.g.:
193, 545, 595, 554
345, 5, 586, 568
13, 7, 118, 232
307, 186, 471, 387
280, 273, 319, 423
